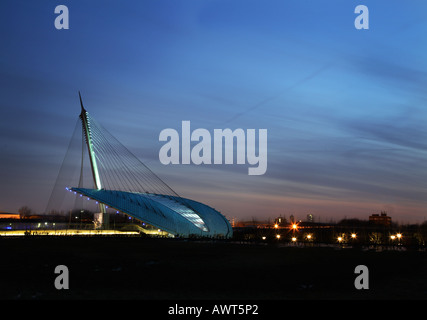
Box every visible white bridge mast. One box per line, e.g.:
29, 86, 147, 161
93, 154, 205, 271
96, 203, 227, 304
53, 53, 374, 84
79, 92, 109, 229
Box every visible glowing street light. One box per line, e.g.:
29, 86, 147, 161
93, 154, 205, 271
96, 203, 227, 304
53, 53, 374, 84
306, 234, 312, 240
291, 237, 297, 242
292, 223, 298, 230
276, 234, 281, 239
390, 235, 396, 240
351, 233, 357, 239
396, 233, 402, 239
274, 224, 279, 229
337, 236, 343, 242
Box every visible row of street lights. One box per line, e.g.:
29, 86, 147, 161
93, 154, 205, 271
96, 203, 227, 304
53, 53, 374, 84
270, 234, 357, 242
267, 223, 405, 244
265, 232, 403, 243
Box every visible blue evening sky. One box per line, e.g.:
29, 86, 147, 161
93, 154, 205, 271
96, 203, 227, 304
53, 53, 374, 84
1, 0, 427, 223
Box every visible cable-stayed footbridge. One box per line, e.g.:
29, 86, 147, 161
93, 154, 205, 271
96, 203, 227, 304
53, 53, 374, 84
49, 93, 232, 238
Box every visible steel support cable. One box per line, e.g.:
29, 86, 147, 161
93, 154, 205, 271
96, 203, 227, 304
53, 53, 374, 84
91, 120, 153, 195
119, 143, 178, 196
79, 117, 115, 191
45, 118, 81, 214
93, 142, 114, 191
81, 115, 110, 190
84, 114, 201, 221
87, 127, 115, 190
89, 120, 171, 194
89, 115, 137, 193
90, 121, 145, 193
88, 115, 158, 194
110, 138, 170, 195
89, 123, 129, 191
90, 116, 170, 195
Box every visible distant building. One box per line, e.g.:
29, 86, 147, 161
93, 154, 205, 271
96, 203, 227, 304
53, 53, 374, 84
369, 211, 391, 226
274, 215, 287, 226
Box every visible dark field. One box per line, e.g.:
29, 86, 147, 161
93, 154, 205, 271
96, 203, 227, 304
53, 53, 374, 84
0, 236, 426, 300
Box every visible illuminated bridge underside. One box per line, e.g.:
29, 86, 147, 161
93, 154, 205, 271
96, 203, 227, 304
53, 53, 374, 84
71, 188, 232, 238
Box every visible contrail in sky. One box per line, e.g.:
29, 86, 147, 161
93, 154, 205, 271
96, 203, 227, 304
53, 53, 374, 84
224, 63, 333, 124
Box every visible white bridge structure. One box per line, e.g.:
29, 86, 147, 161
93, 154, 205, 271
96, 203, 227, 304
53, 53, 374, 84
62, 93, 232, 238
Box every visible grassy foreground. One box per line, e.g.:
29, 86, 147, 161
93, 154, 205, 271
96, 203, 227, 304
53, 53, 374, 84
0, 236, 426, 300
